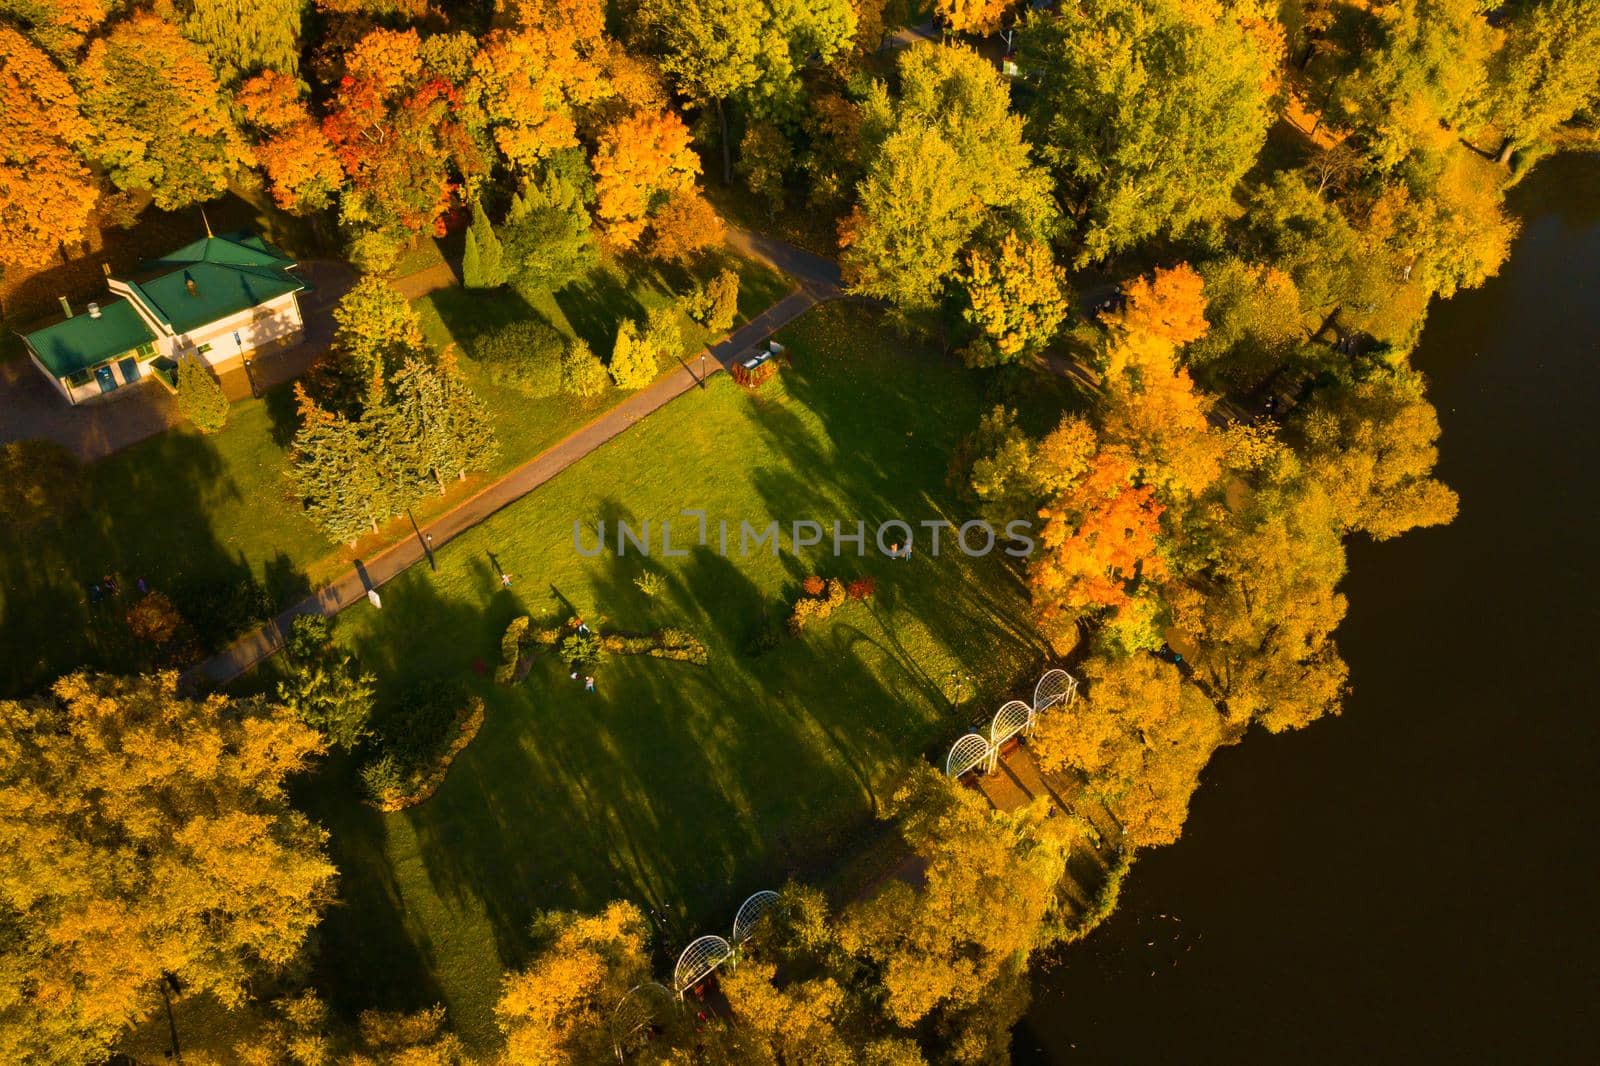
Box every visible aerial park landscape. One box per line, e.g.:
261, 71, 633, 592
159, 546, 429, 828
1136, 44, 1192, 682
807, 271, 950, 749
1, 1, 1597, 1063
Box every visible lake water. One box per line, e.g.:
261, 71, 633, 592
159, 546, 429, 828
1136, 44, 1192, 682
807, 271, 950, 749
1017, 154, 1600, 1062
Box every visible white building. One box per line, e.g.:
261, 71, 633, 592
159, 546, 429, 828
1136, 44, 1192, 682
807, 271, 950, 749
20, 230, 307, 405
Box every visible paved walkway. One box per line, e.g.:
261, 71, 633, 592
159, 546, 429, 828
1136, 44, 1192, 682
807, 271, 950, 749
191, 237, 844, 685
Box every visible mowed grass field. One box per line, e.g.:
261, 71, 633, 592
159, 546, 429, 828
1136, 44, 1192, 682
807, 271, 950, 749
294, 304, 1055, 1047
0, 252, 786, 696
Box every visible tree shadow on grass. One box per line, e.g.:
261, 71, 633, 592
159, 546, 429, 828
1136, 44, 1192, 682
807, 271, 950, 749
0, 430, 307, 695
554, 269, 647, 354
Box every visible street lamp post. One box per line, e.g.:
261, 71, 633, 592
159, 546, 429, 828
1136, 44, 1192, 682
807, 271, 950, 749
243, 358, 257, 398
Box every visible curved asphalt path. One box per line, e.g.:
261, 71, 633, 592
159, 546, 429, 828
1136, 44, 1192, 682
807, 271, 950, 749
190, 231, 843, 686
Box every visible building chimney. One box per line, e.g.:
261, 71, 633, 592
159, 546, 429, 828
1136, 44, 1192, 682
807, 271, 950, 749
185, 275, 198, 297
88, 302, 101, 319
58, 296, 73, 319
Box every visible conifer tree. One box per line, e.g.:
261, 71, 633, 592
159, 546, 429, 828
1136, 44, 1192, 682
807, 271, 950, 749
276, 614, 375, 750
462, 227, 483, 289
437, 346, 498, 480
463, 201, 507, 288
177, 354, 229, 432
608, 319, 656, 389
560, 338, 609, 397
288, 384, 391, 546
391, 351, 497, 494
643, 304, 684, 367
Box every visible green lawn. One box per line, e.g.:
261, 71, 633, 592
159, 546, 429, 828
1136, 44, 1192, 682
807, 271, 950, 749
0, 252, 789, 696
292, 304, 1053, 1048
414, 248, 790, 474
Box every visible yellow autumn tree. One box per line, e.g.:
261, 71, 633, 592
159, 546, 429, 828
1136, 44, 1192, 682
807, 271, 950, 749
1031, 654, 1222, 848
75, 12, 250, 210
495, 901, 652, 1063
959, 229, 1071, 362
837, 768, 1080, 1028
0, 26, 97, 266
1297, 366, 1459, 541
469, 2, 612, 175
937, 0, 1014, 35
0, 672, 335, 1064
591, 108, 700, 248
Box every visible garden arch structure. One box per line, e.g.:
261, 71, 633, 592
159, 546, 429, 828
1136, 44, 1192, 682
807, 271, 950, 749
1034, 668, 1079, 714
674, 935, 734, 998
609, 981, 675, 1061
989, 699, 1036, 756
946, 733, 993, 778
732, 890, 780, 946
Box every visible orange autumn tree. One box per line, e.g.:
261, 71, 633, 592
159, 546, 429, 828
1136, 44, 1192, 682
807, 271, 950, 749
323, 28, 486, 270
469, 1, 612, 175
591, 108, 700, 248
0, 26, 97, 266
1102, 263, 1224, 499
1029, 439, 1168, 651
236, 70, 343, 215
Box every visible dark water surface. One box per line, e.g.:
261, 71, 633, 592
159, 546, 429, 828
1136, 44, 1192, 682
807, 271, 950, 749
1017, 154, 1600, 1063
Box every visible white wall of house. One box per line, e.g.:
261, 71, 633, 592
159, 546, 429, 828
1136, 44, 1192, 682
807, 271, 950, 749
173, 292, 305, 369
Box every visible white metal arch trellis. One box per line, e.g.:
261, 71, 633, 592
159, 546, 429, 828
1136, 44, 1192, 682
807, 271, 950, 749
673, 935, 733, 996
1034, 668, 1079, 714
946, 732, 993, 779
731, 890, 780, 945
609, 981, 675, 1061
989, 699, 1036, 757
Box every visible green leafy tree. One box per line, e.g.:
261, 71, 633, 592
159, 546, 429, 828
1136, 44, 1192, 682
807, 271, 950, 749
276, 614, 376, 750
332, 275, 427, 385
633, 0, 856, 181
1330, 0, 1493, 168
738, 119, 793, 209
176, 0, 304, 83
1485, 0, 1600, 162
699, 267, 741, 333
643, 304, 684, 366
843, 43, 1056, 311
177, 354, 229, 433
609, 318, 656, 388
840, 125, 976, 311
863, 42, 1055, 238
75, 12, 250, 209
472, 319, 566, 397
0, 672, 334, 1064
560, 338, 609, 397
1021, 0, 1275, 262
463, 201, 508, 288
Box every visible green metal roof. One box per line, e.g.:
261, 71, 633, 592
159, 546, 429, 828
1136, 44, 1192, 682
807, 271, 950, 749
23, 300, 157, 379
124, 231, 304, 334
